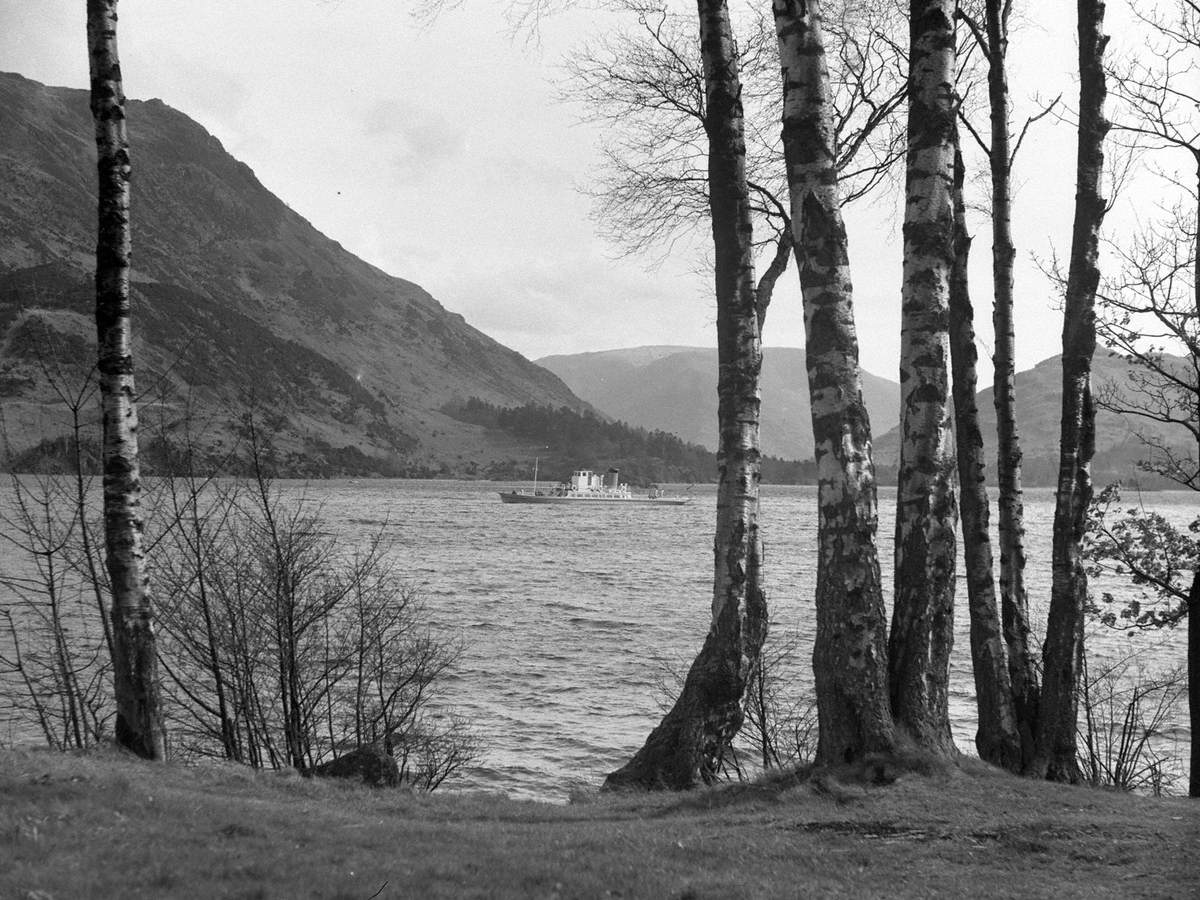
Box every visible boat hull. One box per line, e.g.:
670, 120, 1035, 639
498, 491, 690, 506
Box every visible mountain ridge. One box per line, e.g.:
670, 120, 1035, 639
3, 71, 1189, 484
540, 344, 1194, 487
0, 71, 585, 473
538, 345, 901, 460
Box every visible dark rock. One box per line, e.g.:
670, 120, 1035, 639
312, 744, 399, 788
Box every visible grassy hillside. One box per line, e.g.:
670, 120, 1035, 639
1, 748, 1196, 898
0, 72, 585, 476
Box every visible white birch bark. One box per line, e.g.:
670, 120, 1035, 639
604, 0, 766, 790
888, 0, 959, 755
1034, 0, 1110, 783
88, 0, 165, 760
948, 137, 1021, 770
773, 0, 896, 765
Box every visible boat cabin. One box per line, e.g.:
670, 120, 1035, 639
568, 469, 621, 492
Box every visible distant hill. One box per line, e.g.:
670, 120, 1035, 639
871, 352, 1194, 487
0, 72, 585, 475
537, 346, 902, 459
540, 345, 1194, 487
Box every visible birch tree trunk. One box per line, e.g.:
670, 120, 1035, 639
1188, 569, 1198, 797
888, 0, 958, 756
87, 0, 165, 760
604, 0, 767, 790
1192, 171, 1199, 799
1033, 0, 1109, 783
948, 137, 1021, 771
976, 0, 1042, 767
773, 0, 896, 765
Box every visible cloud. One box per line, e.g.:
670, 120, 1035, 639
426, 249, 724, 360
360, 99, 467, 175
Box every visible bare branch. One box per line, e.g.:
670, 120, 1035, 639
957, 107, 993, 159
1009, 93, 1062, 166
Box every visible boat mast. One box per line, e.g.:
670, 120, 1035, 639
533, 456, 539, 494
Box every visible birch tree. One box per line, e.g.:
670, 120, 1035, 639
947, 135, 1022, 769
887, 0, 959, 755
604, 0, 767, 789
1033, 0, 1110, 783
772, 0, 897, 765
956, 0, 1044, 767
563, 1, 905, 329
1090, 4, 1198, 793
87, 0, 165, 759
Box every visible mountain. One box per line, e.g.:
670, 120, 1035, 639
871, 352, 1193, 487
0, 72, 584, 474
537, 346, 902, 459
541, 344, 1194, 487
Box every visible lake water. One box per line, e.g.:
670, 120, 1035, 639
294, 479, 1193, 800
1, 478, 1192, 800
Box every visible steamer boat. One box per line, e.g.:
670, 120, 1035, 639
498, 467, 690, 506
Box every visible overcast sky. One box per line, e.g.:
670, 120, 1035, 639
0, 1, 1157, 380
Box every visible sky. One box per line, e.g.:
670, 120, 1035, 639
0, 0, 1160, 382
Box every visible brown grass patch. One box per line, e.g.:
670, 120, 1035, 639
1, 747, 1196, 899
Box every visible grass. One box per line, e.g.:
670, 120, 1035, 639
1, 747, 1197, 899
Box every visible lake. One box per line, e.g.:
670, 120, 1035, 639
291, 479, 1193, 800
0, 478, 1192, 800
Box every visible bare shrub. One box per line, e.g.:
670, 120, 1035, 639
733, 630, 818, 775
1, 402, 479, 790
0, 471, 112, 750
148, 442, 480, 789
1077, 651, 1187, 795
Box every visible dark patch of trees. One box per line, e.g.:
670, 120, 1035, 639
445, 396, 714, 483
446, 396, 830, 486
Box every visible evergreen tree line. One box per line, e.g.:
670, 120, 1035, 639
446, 396, 711, 468
444, 396, 827, 485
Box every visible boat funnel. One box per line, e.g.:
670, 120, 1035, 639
604, 468, 620, 488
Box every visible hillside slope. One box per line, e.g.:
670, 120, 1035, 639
0, 72, 583, 474
542, 345, 1195, 486
871, 352, 1193, 486
538, 345, 901, 459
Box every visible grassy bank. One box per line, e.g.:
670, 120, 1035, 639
1, 748, 1196, 899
